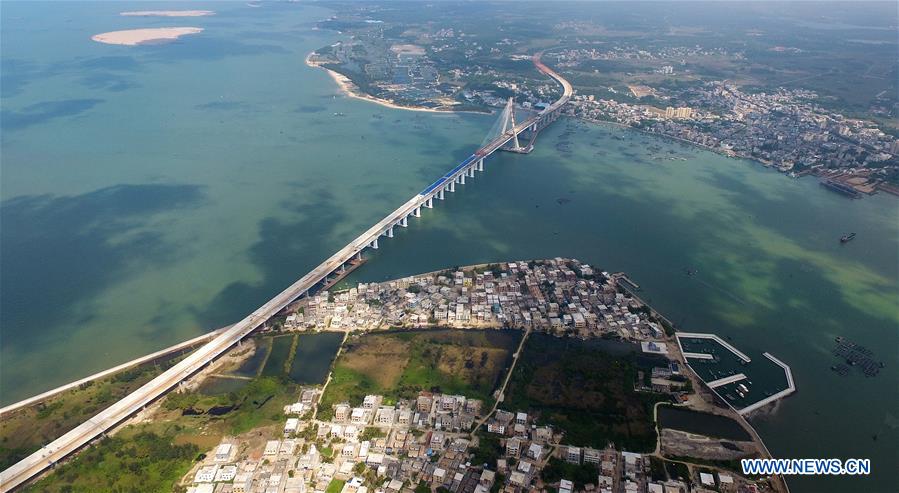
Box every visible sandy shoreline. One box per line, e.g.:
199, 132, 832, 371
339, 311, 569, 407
92, 27, 204, 46
305, 52, 488, 114
120, 10, 215, 17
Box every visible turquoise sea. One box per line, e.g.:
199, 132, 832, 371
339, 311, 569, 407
1, 3, 897, 491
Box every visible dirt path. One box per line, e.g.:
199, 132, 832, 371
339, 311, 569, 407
470, 326, 532, 438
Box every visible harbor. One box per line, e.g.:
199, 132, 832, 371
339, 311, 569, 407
675, 333, 796, 416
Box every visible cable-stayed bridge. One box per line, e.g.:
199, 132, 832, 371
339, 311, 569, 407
0, 52, 572, 492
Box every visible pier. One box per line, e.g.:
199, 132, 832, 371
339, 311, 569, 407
738, 353, 796, 416
675, 333, 796, 417
677, 332, 751, 363
681, 352, 715, 360
707, 372, 748, 389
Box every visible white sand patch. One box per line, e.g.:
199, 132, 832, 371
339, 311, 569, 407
91, 27, 204, 46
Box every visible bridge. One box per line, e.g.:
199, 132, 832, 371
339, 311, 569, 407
0, 53, 571, 492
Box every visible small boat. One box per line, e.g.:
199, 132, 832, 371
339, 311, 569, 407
840, 232, 856, 243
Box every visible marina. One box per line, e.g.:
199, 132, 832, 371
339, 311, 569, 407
675, 333, 795, 416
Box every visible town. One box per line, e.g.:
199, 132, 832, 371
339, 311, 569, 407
564, 80, 899, 197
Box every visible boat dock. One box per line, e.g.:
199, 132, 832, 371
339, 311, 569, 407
677, 332, 751, 363
675, 333, 796, 416
682, 352, 715, 360
738, 353, 796, 415
708, 372, 748, 389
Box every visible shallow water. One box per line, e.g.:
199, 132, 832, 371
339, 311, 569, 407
1, 2, 897, 491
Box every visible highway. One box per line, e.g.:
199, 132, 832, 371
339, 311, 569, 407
0, 53, 571, 492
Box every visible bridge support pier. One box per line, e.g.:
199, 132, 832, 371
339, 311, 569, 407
400, 216, 408, 227
425, 197, 433, 208
449, 181, 455, 192
413, 207, 421, 218
371, 238, 379, 249
460, 173, 466, 185
355, 252, 362, 261
469, 167, 475, 178
438, 189, 444, 200
386, 227, 394, 238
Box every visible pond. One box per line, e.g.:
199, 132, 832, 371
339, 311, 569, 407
289, 332, 344, 384
232, 337, 271, 378
261, 335, 295, 377
198, 375, 249, 396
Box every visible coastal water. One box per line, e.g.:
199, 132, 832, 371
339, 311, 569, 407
1, 2, 897, 492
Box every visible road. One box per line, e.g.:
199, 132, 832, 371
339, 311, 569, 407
0, 54, 571, 492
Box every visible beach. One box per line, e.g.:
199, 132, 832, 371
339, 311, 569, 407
305, 52, 482, 114
91, 27, 204, 46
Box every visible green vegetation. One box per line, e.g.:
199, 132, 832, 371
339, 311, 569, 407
649, 456, 667, 481
0, 352, 187, 470
160, 376, 295, 437
25, 429, 198, 493
541, 456, 599, 489
319, 329, 520, 419
326, 479, 346, 493
360, 427, 386, 441
504, 334, 668, 452
470, 431, 502, 467
665, 460, 691, 482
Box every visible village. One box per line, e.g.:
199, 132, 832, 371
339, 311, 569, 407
279, 259, 668, 343
184, 386, 761, 493
179, 260, 781, 493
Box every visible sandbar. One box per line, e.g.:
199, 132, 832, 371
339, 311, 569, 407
91, 27, 204, 46
120, 10, 215, 17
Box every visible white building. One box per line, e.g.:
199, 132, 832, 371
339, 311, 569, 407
264, 440, 280, 456
284, 417, 300, 436
214, 465, 238, 482
194, 465, 218, 483
214, 443, 233, 462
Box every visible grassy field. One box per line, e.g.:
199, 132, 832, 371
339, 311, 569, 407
27, 373, 299, 492
504, 334, 668, 453
0, 351, 187, 470
319, 329, 521, 419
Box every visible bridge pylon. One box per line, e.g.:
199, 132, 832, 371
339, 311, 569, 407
499, 97, 533, 154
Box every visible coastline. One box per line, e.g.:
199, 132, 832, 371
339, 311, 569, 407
577, 116, 898, 198
305, 52, 489, 115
